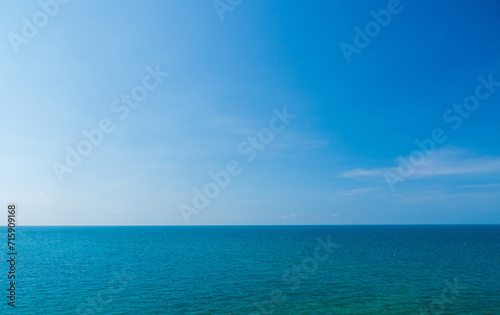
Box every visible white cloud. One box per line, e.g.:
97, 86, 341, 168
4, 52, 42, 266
341, 169, 381, 178
459, 184, 500, 188
335, 188, 377, 196
341, 148, 500, 181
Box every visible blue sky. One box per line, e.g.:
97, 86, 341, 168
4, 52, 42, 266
1, 0, 500, 225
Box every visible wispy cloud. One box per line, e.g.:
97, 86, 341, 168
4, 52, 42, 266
335, 188, 377, 196
341, 169, 382, 178
341, 148, 500, 181
459, 184, 500, 189
392, 189, 500, 204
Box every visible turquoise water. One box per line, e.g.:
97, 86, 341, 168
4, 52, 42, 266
2, 225, 500, 314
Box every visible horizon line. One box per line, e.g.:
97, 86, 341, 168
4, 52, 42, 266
13, 223, 500, 227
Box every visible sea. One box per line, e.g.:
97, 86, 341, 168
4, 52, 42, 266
1, 225, 499, 314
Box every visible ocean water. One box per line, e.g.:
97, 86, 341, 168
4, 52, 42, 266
2, 225, 500, 314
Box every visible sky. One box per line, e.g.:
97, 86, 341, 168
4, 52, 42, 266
1, 0, 500, 225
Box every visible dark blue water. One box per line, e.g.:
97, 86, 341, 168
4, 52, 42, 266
2, 225, 499, 314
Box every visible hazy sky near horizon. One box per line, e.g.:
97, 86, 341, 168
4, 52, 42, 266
1, 0, 500, 225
